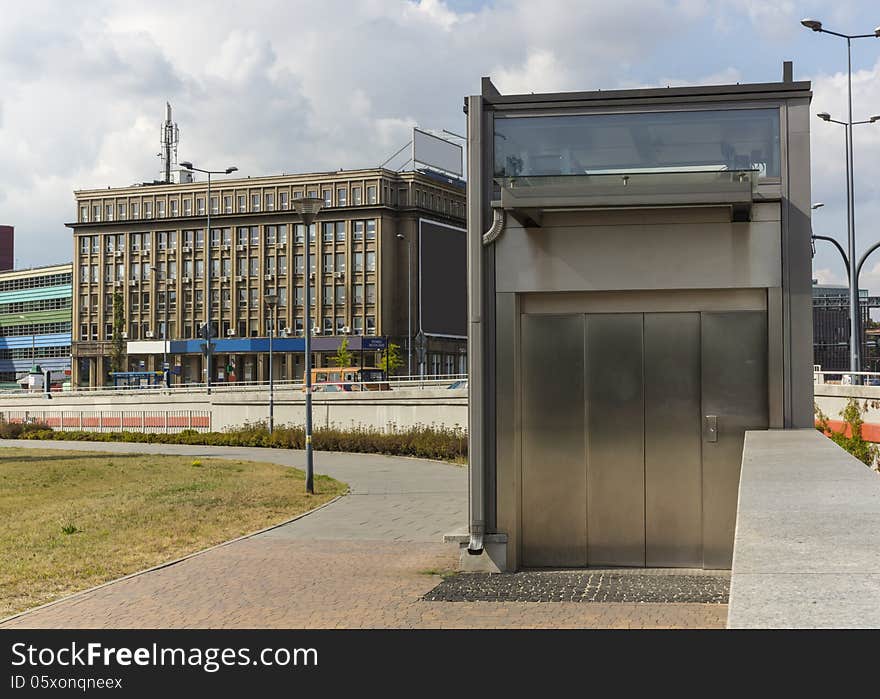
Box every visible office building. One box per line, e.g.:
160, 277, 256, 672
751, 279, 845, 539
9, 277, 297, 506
69, 168, 466, 386
0, 226, 14, 271
0, 263, 73, 387
465, 66, 814, 572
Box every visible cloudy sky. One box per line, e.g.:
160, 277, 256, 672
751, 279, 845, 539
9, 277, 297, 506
2, 0, 880, 293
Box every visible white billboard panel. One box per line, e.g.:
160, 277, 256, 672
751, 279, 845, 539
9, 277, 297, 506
412, 128, 462, 177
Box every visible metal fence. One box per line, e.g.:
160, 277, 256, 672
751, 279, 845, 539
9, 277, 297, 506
0, 409, 212, 433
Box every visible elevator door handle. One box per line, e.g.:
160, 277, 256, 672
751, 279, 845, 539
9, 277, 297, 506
704, 415, 718, 442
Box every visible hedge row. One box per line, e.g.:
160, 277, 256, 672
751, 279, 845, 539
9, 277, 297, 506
1, 421, 468, 463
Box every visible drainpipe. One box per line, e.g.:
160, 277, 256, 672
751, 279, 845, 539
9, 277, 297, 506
466, 95, 485, 554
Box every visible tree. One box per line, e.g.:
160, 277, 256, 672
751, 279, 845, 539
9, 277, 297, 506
332, 337, 353, 368
110, 291, 126, 374
380, 342, 403, 376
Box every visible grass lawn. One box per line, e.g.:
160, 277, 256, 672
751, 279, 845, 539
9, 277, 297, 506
0, 448, 347, 617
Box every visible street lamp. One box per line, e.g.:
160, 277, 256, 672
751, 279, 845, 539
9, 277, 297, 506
292, 196, 323, 494
396, 233, 413, 377
179, 162, 238, 392
802, 19, 880, 375
264, 292, 278, 434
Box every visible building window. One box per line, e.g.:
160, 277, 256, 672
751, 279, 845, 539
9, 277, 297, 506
195, 229, 205, 249
170, 199, 178, 217
353, 285, 363, 304
294, 225, 305, 244
211, 228, 221, 248
367, 185, 377, 204
131, 202, 140, 218
195, 260, 204, 279
278, 224, 287, 244
224, 195, 232, 213
353, 252, 363, 273
278, 257, 287, 275
337, 188, 347, 207
248, 226, 259, 246
144, 201, 153, 218
335, 285, 345, 305
157, 200, 166, 217
366, 315, 376, 335
307, 189, 317, 199
79, 237, 89, 255
266, 226, 276, 245
280, 192, 289, 210
196, 197, 204, 215
251, 193, 260, 211
238, 195, 246, 212
335, 222, 345, 242
294, 255, 304, 275
92, 205, 101, 222
353, 316, 363, 335
265, 193, 274, 211
365, 283, 375, 305
323, 223, 334, 243
210, 196, 219, 214
352, 187, 362, 206
80, 206, 88, 222
295, 286, 304, 306
182, 199, 191, 216
366, 220, 376, 240
105, 204, 113, 221
353, 221, 364, 241
323, 253, 333, 273
366, 251, 376, 272
323, 189, 332, 207
335, 252, 345, 273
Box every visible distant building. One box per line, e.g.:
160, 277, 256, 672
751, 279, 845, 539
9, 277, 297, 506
68, 168, 466, 386
0, 226, 14, 271
0, 263, 72, 387
812, 283, 874, 371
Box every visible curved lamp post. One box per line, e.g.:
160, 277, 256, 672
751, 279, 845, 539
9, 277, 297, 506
265, 291, 277, 434
292, 196, 324, 494
179, 161, 238, 392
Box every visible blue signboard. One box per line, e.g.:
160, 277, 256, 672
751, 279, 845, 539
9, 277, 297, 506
361, 337, 387, 351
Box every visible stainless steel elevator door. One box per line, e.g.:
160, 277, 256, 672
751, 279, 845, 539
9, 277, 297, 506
701, 311, 768, 569
644, 313, 703, 567
586, 314, 645, 566
521, 314, 587, 567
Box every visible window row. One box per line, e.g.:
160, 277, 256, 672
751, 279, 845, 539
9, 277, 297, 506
0, 321, 72, 337
0, 346, 70, 359
0, 273, 72, 293
78, 185, 381, 223
0, 297, 72, 315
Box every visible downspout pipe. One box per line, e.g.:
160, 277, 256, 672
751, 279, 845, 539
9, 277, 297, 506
466, 94, 485, 555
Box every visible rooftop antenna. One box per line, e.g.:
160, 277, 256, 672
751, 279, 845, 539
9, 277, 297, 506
159, 102, 180, 184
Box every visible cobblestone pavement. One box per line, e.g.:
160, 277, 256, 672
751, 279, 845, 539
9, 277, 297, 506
0, 441, 726, 629
424, 570, 730, 604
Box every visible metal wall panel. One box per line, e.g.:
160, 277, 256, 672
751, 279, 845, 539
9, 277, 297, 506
586, 314, 645, 566
521, 314, 587, 566
644, 313, 702, 567
701, 311, 768, 568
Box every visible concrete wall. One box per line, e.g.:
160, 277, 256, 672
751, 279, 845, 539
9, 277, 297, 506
0, 387, 467, 433
814, 382, 880, 428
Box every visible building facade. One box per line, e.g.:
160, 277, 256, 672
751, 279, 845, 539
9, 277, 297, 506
68, 168, 466, 386
465, 68, 814, 572
0, 263, 73, 387
812, 283, 873, 371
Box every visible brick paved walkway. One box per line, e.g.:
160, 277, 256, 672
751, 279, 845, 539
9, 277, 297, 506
0, 441, 726, 629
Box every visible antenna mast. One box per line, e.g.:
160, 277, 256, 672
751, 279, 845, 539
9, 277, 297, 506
159, 102, 180, 184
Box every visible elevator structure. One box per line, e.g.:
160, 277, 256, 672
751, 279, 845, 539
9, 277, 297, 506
465, 66, 814, 571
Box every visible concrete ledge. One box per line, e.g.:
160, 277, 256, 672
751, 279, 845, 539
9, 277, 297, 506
728, 429, 880, 628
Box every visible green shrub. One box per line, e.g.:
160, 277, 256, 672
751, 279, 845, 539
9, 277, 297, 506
815, 398, 879, 467
5, 421, 468, 463
0, 420, 53, 439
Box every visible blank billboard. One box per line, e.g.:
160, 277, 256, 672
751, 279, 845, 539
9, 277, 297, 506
412, 128, 462, 177
419, 219, 466, 338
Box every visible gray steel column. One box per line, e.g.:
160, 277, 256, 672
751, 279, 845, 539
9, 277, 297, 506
845, 38, 861, 375
304, 222, 314, 493
466, 94, 485, 553
205, 172, 213, 393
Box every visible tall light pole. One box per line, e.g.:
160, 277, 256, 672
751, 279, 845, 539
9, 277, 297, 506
293, 196, 323, 494
812, 111, 880, 374
396, 233, 413, 376
265, 292, 277, 434
179, 162, 237, 392
802, 19, 880, 375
